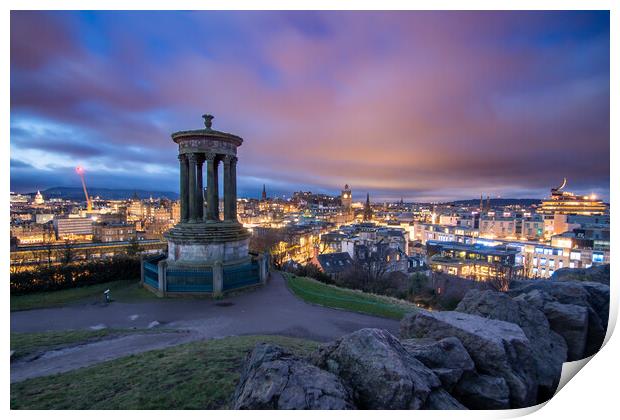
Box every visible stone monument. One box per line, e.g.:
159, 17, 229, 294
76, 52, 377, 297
141, 115, 268, 296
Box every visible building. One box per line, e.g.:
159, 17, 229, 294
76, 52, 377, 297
313, 252, 354, 279
410, 222, 478, 245
341, 184, 352, 211
33, 190, 44, 205
363, 193, 373, 221
538, 178, 607, 216
93, 222, 136, 242
53, 217, 93, 240
426, 241, 522, 281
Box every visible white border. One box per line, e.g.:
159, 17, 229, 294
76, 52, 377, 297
4, 2, 617, 419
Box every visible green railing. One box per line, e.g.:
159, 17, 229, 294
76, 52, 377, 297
143, 255, 165, 289
166, 268, 213, 292
223, 262, 260, 291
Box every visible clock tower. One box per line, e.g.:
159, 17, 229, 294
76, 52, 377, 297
341, 184, 352, 211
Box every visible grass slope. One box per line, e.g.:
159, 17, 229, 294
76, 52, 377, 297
11, 279, 156, 312
285, 273, 418, 320
11, 329, 169, 360
11, 335, 318, 410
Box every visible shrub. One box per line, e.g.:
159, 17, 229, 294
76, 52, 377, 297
10, 256, 141, 295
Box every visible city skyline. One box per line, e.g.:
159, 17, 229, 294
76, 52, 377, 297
10, 10, 610, 201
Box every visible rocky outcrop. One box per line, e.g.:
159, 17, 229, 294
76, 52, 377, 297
400, 309, 538, 408
452, 372, 510, 409
233, 343, 355, 409
423, 388, 467, 410
232, 267, 608, 410
401, 336, 475, 391
311, 328, 449, 409
510, 279, 610, 359
552, 264, 609, 285
455, 290, 567, 397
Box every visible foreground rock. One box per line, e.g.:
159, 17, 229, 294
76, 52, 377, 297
401, 337, 474, 391
401, 309, 537, 408
452, 372, 510, 409
518, 289, 588, 361
552, 264, 609, 285
510, 280, 610, 359
311, 328, 459, 409
456, 290, 567, 398
233, 344, 354, 409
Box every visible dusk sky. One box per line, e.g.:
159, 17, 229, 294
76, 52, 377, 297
10, 10, 610, 202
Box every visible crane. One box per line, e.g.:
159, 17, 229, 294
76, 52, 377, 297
75, 166, 92, 212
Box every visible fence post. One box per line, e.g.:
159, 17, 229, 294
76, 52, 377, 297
213, 260, 223, 297
157, 259, 167, 297
140, 254, 145, 286
258, 253, 268, 285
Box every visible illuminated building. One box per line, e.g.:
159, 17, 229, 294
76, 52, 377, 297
33, 190, 44, 205
93, 222, 136, 242
53, 216, 93, 240
538, 178, 607, 216
427, 241, 522, 281
341, 184, 352, 211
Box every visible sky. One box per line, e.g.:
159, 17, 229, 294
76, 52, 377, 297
10, 10, 610, 202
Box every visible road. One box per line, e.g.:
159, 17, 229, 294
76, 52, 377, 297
11, 272, 399, 382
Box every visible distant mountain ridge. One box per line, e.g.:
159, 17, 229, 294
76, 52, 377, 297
31, 187, 179, 200
447, 198, 541, 207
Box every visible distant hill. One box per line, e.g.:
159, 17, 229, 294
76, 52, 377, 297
33, 187, 179, 201
447, 198, 541, 207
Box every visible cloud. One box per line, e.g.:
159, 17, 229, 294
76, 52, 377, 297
10, 11, 610, 201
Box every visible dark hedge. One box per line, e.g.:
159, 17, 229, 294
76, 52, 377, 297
10, 256, 141, 295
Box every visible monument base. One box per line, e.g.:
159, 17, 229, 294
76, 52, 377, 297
142, 220, 269, 297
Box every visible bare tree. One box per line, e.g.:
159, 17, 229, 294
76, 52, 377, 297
487, 262, 521, 292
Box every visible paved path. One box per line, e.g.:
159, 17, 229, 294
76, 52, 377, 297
11, 273, 399, 382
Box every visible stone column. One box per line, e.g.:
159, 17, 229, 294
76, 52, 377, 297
195, 154, 204, 221
230, 156, 238, 221
223, 156, 233, 221
188, 153, 197, 223
178, 154, 189, 222
205, 153, 217, 221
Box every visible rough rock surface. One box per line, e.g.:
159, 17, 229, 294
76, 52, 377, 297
233, 343, 355, 409
510, 280, 610, 359
552, 264, 610, 285
452, 372, 510, 410
456, 290, 567, 396
400, 309, 537, 408
401, 337, 475, 391
311, 328, 442, 409
422, 388, 467, 410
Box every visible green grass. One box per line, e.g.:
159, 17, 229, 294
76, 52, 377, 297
11, 279, 156, 312
10, 329, 170, 360
11, 335, 319, 409
285, 273, 419, 320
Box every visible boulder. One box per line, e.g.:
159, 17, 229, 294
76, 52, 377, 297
551, 264, 609, 286
401, 336, 475, 391
233, 343, 355, 409
542, 301, 589, 361
311, 328, 441, 409
511, 280, 610, 359
452, 372, 510, 410
456, 290, 567, 397
422, 388, 467, 410
400, 309, 537, 408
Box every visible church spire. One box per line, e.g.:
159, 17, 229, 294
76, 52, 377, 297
261, 184, 267, 201
363, 193, 373, 221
